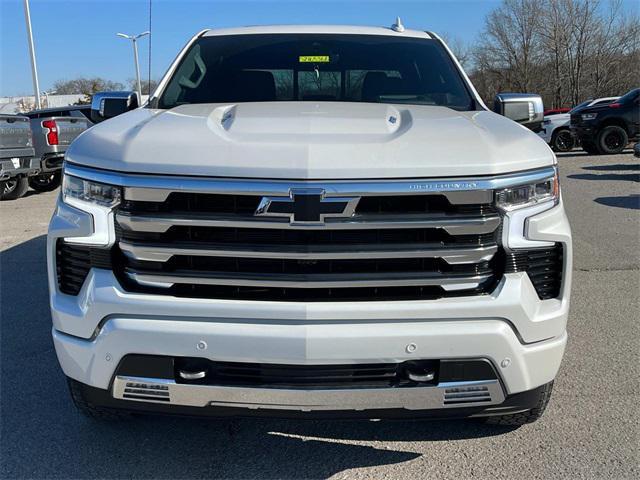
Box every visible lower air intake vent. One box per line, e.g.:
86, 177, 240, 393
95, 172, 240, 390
56, 241, 112, 295
444, 385, 492, 405
505, 244, 563, 300
123, 381, 170, 402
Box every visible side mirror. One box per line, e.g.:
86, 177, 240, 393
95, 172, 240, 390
90, 91, 139, 123
494, 93, 544, 132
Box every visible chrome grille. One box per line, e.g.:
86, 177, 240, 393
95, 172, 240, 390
112, 180, 504, 301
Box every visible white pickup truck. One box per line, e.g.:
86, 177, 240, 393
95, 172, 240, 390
48, 24, 571, 425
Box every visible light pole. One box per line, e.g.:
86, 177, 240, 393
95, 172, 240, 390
116, 31, 150, 101
43, 89, 56, 107
23, 0, 41, 109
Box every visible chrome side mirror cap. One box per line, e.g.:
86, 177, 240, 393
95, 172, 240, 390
494, 93, 544, 132
90, 91, 139, 123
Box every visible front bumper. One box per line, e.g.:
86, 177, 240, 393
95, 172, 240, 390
54, 315, 567, 407
537, 127, 551, 143
48, 174, 572, 414
570, 124, 596, 140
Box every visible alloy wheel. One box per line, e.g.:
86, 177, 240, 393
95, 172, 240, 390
1, 180, 17, 195
604, 131, 624, 150
555, 130, 574, 152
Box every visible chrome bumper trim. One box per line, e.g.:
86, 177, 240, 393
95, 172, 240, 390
116, 212, 501, 235
112, 376, 505, 411
64, 162, 556, 201
118, 241, 498, 264
125, 270, 492, 290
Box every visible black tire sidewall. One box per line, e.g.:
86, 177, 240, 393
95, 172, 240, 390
597, 126, 628, 155
28, 171, 62, 192
0, 177, 29, 200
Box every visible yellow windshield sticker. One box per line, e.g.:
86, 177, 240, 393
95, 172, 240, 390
299, 55, 330, 63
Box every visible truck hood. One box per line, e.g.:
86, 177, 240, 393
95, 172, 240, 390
544, 113, 570, 123
67, 102, 555, 179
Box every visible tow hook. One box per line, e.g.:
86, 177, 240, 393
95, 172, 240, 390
178, 370, 207, 380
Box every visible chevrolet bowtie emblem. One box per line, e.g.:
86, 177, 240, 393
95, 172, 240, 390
255, 188, 359, 224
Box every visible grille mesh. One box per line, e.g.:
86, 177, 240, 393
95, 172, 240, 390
120, 194, 496, 217
178, 360, 410, 388
117, 224, 495, 245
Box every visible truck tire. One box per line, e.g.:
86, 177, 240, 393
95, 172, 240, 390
67, 378, 131, 420
29, 171, 62, 192
483, 381, 554, 426
581, 140, 600, 155
551, 129, 575, 152
597, 126, 628, 155
0, 177, 29, 200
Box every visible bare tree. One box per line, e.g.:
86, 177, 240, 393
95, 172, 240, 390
53, 77, 125, 96
477, 0, 545, 93
560, 0, 600, 104
471, 0, 640, 108
440, 33, 471, 70
587, 0, 640, 97
539, 0, 573, 107
128, 78, 159, 96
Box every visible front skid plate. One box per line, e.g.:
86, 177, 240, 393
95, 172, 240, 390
113, 375, 505, 412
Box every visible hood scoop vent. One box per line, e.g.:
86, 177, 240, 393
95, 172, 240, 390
206, 102, 407, 141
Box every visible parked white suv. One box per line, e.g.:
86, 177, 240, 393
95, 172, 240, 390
539, 97, 618, 151
48, 25, 572, 425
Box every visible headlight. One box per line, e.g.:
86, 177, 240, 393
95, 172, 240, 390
581, 113, 598, 121
62, 174, 121, 207
495, 169, 559, 211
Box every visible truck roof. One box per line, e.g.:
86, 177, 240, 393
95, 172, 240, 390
26, 105, 90, 116
0, 113, 30, 119
201, 24, 433, 39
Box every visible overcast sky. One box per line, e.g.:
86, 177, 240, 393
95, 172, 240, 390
1, 0, 638, 97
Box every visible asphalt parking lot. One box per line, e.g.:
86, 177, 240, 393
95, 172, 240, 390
1, 151, 638, 479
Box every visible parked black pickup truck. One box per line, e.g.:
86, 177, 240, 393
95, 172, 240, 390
571, 88, 640, 154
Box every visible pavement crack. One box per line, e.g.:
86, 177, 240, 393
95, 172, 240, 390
575, 266, 640, 272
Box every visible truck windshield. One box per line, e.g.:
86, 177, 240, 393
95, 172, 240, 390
568, 100, 591, 114
617, 88, 639, 104
157, 34, 475, 111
